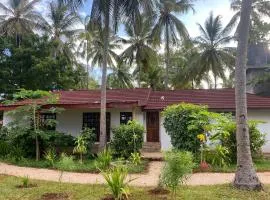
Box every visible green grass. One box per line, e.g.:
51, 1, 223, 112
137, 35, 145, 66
0, 175, 270, 200
208, 158, 270, 173
0, 157, 149, 174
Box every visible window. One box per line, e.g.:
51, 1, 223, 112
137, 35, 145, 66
120, 112, 132, 124
40, 113, 56, 130
83, 112, 111, 142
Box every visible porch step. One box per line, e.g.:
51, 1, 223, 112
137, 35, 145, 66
141, 142, 161, 153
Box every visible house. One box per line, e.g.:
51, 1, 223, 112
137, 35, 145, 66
1, 88, 270, 152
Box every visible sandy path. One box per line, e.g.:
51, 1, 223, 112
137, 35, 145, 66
1, 162, 270, 187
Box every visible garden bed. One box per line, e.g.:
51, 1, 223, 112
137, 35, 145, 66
1, 175, 270, 200
0, 158, 149, 174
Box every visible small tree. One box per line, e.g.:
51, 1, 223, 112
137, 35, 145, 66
160, 150, 194, 199
73, 135, 88, 164
5, 89, 60, 161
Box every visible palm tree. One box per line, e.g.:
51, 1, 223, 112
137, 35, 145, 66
121, 14, 157, 87
229, 0, 270, 38
90, 0, 154, 151
77, 15, 93, 89
107, 64, 134, 89
46, 0, 80, 59
0, 0, 47, 46
195, 12, 235, 89
233, 0, 262, 190
151, 0, 194, 89
88, 29, 121, 69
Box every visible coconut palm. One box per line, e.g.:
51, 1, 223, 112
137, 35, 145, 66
88, 29, 121, 69
0, 0, 47, 46
46, 0, 80, 59
195, 12, 235, 89
76, 15, 93, 89
229, 0, 270, 38
107, 64, 134, 89
90, 0, 154, 151
121, 14, 157, 87
151, 0, 194, 88
233, 0, 262, 190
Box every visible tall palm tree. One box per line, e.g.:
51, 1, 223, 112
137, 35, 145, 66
77, 15, 93, 89
88, 29, 121, 68
0, 0, 47, 46
195, 12, 235, 89
121, 14, 157, 87
107, 64, 134, 89
151, 0, 194, 89
46, 0, 80, 59
90, 0, 154, 151
233, 0, 262, 190
229, 0, 270, 38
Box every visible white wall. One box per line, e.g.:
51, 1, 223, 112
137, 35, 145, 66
160, 114, 172, 150
56, 108, 146, 139
248, 109, 270, 153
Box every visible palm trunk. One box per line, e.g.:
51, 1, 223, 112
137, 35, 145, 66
99, 11, 109, 152
233, 0, 262, 190
165, 24, 170, 90
86, 41, 89, 89
214, 75, 217, 89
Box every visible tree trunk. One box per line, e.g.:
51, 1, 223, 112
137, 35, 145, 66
86, 41, 89, 89
233, 0, 262, 190
33, 106, 40, 161
214, 75, 217, 89
99, 11, 109, 152
165, 24, 170, 89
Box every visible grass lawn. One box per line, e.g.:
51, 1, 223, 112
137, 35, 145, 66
208, 158, 270, 173
0, 175, 270, 200
0, 158, 149, 174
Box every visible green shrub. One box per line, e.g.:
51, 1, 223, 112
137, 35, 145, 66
9, 145, 25, 161
111, 120, 144, 158
102, 165, 130, 200
129, 152, 141, 166
160, 150, 194, 198
205, 145, 230, 167
56, 153, 76, 171
0, 141, 10, 157
162, 103, 210, 153
73, 135, 88, 164
80, 128, 96, 153
95, 148, 112, 171
211, 120, 266, 162
44, 148, 57, 167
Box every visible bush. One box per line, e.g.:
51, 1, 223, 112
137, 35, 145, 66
0, 127, 74, 159
205, 145, 230, 167
0, 141, 10, 158
44, 148, 57, 167
95, 148, 112, 171
56, 153, 76, 171
160, 150, 194, 198
162, 103, 210, 153
129, 152, 141, 166
111, 120, 144, 159
211, 120, 266, 163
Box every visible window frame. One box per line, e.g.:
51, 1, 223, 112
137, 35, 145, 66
39, 113, 57, 131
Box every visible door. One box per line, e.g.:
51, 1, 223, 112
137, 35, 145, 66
146, 112, 160, 142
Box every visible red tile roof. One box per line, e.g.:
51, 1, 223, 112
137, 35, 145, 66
145, 89, 270, 110
1, 88, 270, 110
